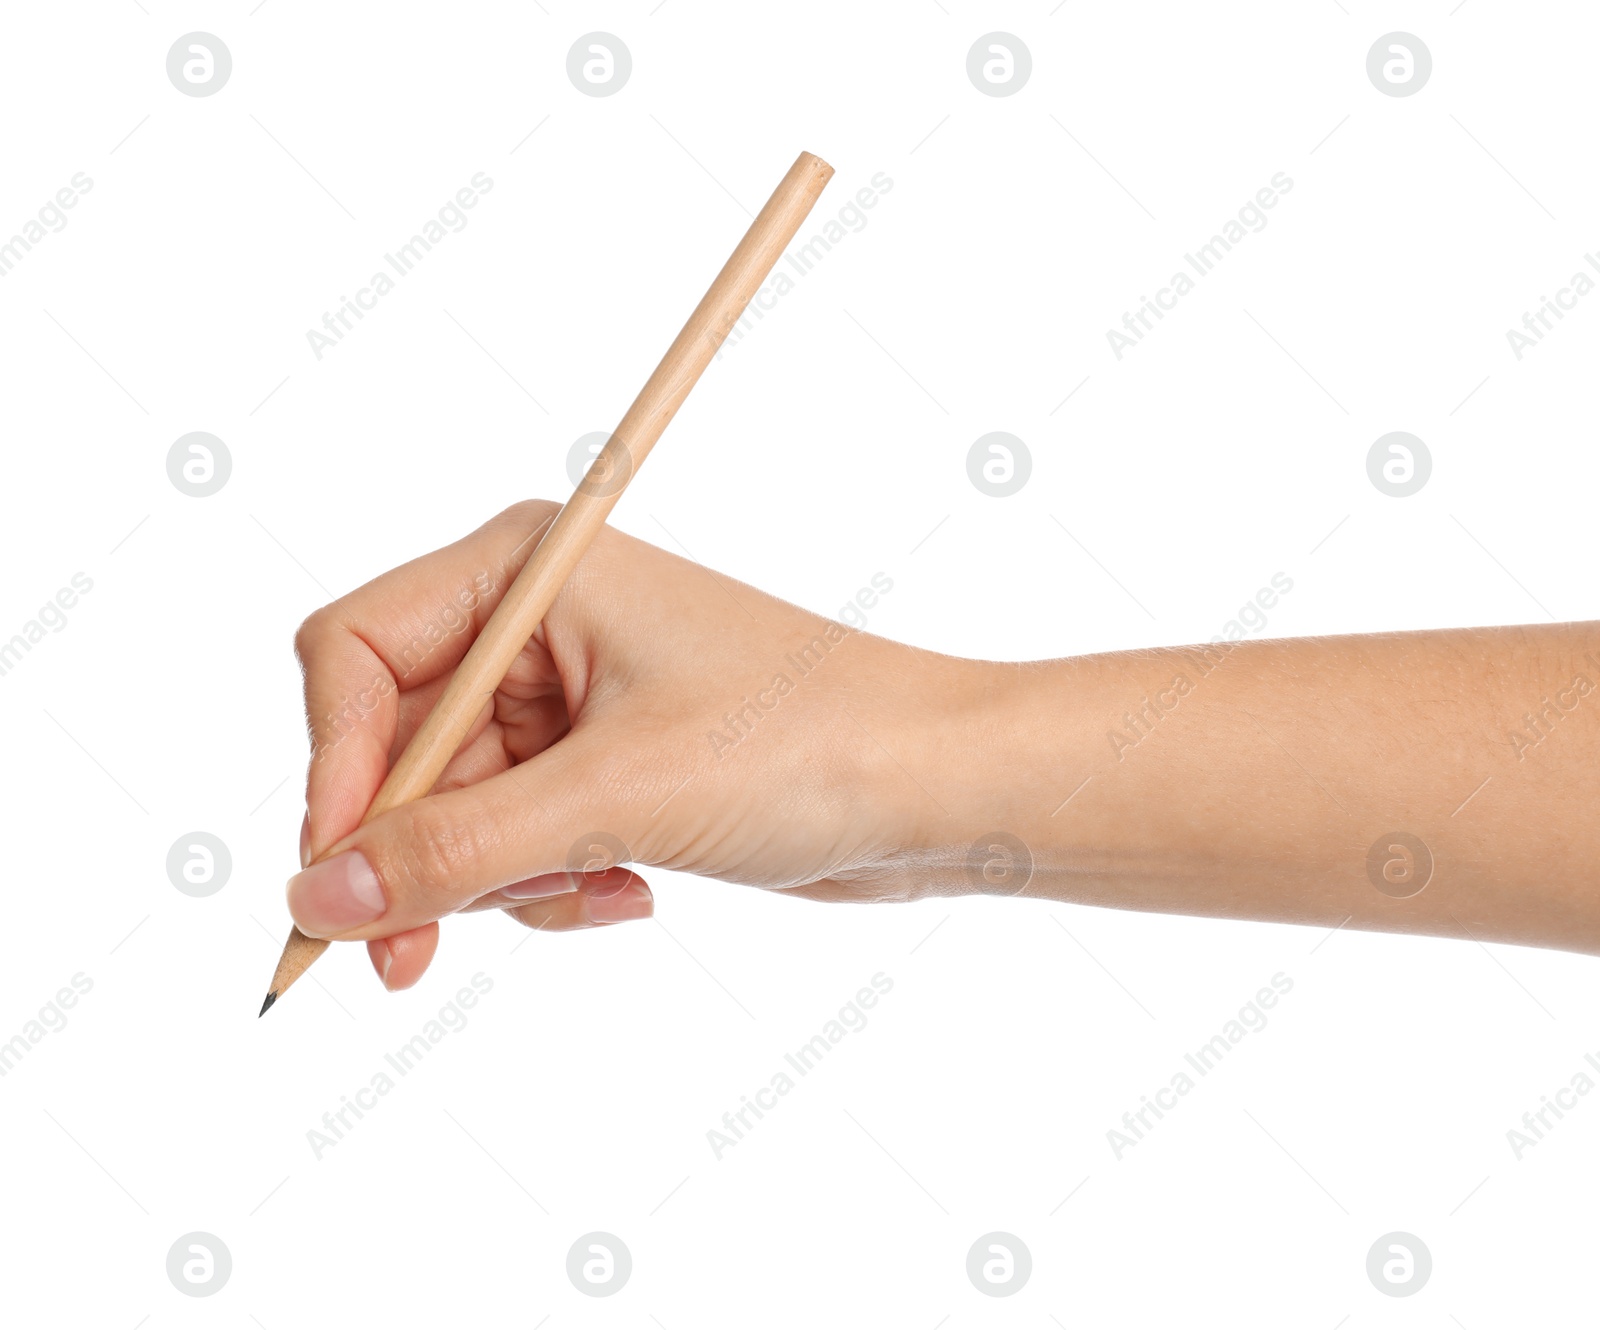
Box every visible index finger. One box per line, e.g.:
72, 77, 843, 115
295, 500, 557, 858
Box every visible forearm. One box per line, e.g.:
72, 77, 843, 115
874, 622, 1600, 954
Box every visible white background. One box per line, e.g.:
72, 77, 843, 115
2, 1, 1597, 1324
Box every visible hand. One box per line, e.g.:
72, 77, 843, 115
288, 501, 940, 990
288, 501, 1600, 977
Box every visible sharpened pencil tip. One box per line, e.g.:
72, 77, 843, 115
259, 990, 277, 1017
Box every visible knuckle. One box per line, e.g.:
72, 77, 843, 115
386, 801, 484, 898
492, 499, 560, 537
292, 607, 337, 670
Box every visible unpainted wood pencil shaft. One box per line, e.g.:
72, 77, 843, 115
264, 151, 835, 1010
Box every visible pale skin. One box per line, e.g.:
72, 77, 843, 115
288, 500, 1600, 990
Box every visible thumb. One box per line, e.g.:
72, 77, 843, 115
286, 733, 632, 941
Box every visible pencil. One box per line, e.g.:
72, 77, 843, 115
262, 150, 835, 1013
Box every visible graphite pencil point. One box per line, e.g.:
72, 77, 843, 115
259, 990, 278, 1018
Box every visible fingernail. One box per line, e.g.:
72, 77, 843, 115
501, 877, 575, 901
584, 880, 652, 924
287, 849, 386, 936
583, 870, 631, 898
299, 812, 311, 870
374, 939, 394, 989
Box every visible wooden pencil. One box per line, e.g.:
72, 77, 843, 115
262, 150, 835, 1013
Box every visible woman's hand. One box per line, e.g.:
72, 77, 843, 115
288, 501, 943, 990
289, 500, 1600, 980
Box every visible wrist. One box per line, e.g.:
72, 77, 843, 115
853, 643, 1081, 900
